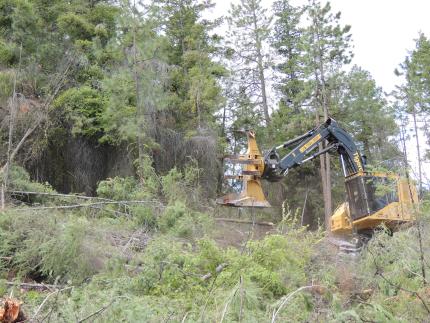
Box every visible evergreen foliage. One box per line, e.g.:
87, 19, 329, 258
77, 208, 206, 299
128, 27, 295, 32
0, 1, 429, 321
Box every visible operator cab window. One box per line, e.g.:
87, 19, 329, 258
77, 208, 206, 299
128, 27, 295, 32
346, 175, 398, 221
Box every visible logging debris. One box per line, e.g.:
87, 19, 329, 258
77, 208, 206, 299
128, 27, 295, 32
0, 297, 24, 323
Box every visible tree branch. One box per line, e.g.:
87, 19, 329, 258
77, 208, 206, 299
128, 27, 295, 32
271, 285, 326, 322
31, 286, 73, 322
369, 249, 430, 314
77, 298, 120, 323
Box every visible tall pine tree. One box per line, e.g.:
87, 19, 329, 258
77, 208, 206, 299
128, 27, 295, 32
395, 33, 430, 196
158, 0, 225, 131
227, 0, 272, 126
302, 0, 352, 228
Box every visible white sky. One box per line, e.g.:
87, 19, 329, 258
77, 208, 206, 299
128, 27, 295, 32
211, 0, 430, 187
212, 0, 430, 92
319, 0, 430, 93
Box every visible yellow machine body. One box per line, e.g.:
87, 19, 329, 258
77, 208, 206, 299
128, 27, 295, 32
331, 172, 417, 234
217, 131, 271, 208
330, 202, 352, 234
218, 129, 418, 234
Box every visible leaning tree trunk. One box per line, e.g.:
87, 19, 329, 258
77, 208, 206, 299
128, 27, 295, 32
411, 103, 423, 198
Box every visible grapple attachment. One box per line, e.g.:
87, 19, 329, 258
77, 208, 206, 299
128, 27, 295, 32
217, 131, 271, 208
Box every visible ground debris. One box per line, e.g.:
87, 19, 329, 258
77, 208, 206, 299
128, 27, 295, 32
0, 297, 25, 323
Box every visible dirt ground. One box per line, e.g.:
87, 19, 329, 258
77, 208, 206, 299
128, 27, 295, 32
212, 217, 276, 248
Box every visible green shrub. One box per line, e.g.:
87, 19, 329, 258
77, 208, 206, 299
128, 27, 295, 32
161, 159, 201, 204
135, 155, 161, 196
97, 158, 160, 201
159, 201, 212, 239
38, 217, 102, 283
53, 86, 105, 137
194, 239, 224, 272
0, 209, 126, 284
131, 205, 157, 229
96, 176, 139, 201
159, 201, 187, 231
161, 167, 185, 202
0, 41, 15, 65
5, 166, 54, 203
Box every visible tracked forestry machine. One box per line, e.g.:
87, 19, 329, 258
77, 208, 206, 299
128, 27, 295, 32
217, 118, 418, 236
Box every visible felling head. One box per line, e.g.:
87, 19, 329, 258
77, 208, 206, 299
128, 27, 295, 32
217, 130, 271, 208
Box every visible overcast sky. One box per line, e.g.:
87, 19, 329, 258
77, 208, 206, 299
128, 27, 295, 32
211, 0, 430, 185
213, 0, 430, 92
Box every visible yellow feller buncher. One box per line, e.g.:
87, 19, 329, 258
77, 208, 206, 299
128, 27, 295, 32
217, 118, 418, 238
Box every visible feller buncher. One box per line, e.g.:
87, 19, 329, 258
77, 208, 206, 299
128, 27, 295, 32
217, 117, 418, 237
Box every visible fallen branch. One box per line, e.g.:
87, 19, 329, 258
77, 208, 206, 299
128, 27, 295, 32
1, 185, 5, 210
271, 285, 326, 323
77, 297, 123, 323
122, 229, 147, 254
7, 191, 148, 216
87, 204, 130, 217
6, 282, 64, 291
7, 190, 113, 201
31, 286, 73, 322
199, 274, 219, 322
181, 311, 190, 323
124, 264, 144, 274
215, 217, 274, 226
13, 200, 164, 212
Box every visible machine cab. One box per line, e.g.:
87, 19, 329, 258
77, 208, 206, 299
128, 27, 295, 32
345, 172, 399, 221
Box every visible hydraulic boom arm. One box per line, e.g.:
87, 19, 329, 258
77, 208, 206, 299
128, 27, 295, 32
262, 118, 366, 181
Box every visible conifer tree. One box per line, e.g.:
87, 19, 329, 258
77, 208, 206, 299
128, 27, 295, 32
272, 0, 305, 112
100, 0, 168, 169
227, 0, 272, 126
302, 0, 352, 228
337, 66, 401, 166
158, 0, 225, 131
396, 33, 430, 196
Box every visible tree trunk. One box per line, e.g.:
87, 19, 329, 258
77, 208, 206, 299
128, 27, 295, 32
313, 68, 331, 230
316, 112, 329, 228
315, 18, 332, 230
401, 116, 426, 285
132, 15, 145, 165
1, 185, 4, 210
411, 104, 423, 198
258, 56, 270, 125
3, 44, 21, 192
4, 89, 17, 191
320, 72, 332, 228
252, 8, 270, 126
